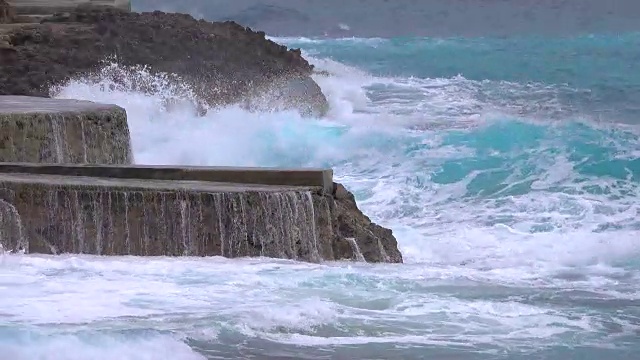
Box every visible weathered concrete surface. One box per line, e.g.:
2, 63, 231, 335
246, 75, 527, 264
0, 96, 132, 164
0, 172, 322, 260
6, 0, 131, 15
0, 162, 334, 194
0, 172, 403, 263
0, 172, 402, 263
0, 3, 329, 117
0, 0, 15, 23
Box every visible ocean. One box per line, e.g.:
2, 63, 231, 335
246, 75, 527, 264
1, 1, 640, 359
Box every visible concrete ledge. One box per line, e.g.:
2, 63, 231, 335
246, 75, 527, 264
6, 0, 131, 15
0, 96, 132, 164
0, 172, 324, 260
0, 172, 315, 193
0, 95, 120, 114
0, 162, 334, 194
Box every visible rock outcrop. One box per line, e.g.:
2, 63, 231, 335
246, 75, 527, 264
311, 183, 402, 263
329, 183, 402, 262
0, 3, 328, 116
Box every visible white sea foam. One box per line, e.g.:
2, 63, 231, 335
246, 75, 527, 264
0, 331, 206, 360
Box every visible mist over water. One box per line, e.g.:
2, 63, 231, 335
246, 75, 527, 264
3, 3, 640, 359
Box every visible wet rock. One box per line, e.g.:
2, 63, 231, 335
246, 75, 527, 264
0, 5, 328, 116
328, 182, 403, 263
245, 75, 329, 117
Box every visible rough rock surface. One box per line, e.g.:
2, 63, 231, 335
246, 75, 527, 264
311, 183, 402, 263
331, 183, 402, 262
0, 4, 328, 116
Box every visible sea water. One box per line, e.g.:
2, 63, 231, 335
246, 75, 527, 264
2, 4, 640, 360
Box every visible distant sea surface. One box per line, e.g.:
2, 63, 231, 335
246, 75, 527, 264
134, 0, 640, 38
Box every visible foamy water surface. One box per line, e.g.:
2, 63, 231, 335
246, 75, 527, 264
2, 34, 640, 359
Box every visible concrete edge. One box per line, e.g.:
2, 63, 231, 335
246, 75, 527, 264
7, 1, 132, 15
0, 162, 335, 194
0, 96, 125, 115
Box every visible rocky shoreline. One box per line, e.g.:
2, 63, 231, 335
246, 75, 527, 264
0, 1, 328, 116
0, 1, 403, 263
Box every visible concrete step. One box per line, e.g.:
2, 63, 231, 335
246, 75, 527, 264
6, 0, 131, 15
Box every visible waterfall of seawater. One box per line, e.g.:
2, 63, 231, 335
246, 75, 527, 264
22, 187, 322, 260
1, 110, 131, 164
50, 114, 68, 163
346, 237, 365, 261
0, 199, 27, 254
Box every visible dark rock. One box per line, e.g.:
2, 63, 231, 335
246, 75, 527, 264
0, 0, 14, 24
245, 75, 329, 117
328, 182, 403, 263
0, 5, 328, 116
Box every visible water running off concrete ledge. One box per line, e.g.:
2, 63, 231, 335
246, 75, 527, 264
0, 75, 402, 263
0, 96, 132, 164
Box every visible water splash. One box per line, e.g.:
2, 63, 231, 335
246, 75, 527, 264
51, 60, 640, 268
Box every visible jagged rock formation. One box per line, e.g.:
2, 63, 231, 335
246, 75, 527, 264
0, 3, 328, 116
314, 183, 402, 263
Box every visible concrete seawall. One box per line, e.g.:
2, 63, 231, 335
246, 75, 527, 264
0, 78, 401, 261
0, 0, 402, 262
0, 96, 132, 164
0, 172, 329, 261
0, 163, 334, 194
6, 0, 131, 15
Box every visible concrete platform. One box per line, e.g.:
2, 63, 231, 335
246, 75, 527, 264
0, 172, 316, 193
0, 96, 132, 164
0, 95, 120, 114
0, 171, 327, 261
6, 0, 131, 15
0, 162, 334, 194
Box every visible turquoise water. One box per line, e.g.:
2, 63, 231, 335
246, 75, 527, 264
2, 18, 640, 360
288, 34, 640, 123
276, 34, 640, 358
